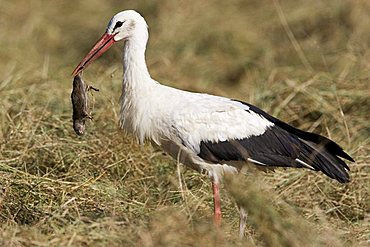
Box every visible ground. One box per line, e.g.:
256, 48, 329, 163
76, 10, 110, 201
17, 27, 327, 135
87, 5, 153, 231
0, 0, 369, 246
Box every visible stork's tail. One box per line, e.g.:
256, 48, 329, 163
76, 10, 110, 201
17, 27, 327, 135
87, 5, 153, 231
296, 138, 350, 183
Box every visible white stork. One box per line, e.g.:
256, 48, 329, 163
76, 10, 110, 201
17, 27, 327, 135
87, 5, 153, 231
72, 10, 354, 236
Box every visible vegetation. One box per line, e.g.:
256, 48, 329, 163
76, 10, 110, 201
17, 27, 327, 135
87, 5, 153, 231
0, 0, 368, 246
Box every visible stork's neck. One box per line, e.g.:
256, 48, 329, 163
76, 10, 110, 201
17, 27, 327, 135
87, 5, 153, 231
120, 29, 158, 141
122, 32, 152, 93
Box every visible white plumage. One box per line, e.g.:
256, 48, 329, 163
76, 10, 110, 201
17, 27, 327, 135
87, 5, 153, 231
172, 96, 274, 151
115, 13, 274, 183
72, 10, 353, 237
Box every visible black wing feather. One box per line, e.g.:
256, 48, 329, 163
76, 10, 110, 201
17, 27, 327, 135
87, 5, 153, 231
240, 101, 354, 162
198, 100, 354, 183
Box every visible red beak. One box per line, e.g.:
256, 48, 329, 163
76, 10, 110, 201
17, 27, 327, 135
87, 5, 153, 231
72, 32, 117, 76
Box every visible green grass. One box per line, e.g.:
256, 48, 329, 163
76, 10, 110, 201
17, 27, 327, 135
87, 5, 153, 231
0, 0, 369, 246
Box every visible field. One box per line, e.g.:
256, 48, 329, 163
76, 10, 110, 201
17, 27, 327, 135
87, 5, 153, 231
0, 0, 369, 246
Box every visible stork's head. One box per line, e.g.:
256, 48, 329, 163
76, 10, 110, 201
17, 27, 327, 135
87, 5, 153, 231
72, 10, 148, 76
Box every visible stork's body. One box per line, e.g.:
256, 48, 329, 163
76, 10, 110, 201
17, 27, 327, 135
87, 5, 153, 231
72, 10, 354, 236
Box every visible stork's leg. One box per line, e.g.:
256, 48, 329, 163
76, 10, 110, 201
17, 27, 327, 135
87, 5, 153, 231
212, 180, 222, 227
238, 205, 248, 238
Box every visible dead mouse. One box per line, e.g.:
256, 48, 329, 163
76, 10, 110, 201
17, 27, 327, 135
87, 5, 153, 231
71, 74, 98, 135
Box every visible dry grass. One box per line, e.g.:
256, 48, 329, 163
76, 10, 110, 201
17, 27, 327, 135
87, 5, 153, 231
0, 0, 369, 246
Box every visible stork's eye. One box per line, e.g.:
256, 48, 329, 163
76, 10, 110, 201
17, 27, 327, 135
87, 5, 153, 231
113, 21, 125, 31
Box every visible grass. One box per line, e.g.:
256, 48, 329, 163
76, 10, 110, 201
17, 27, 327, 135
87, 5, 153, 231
0, 0, 369, 246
